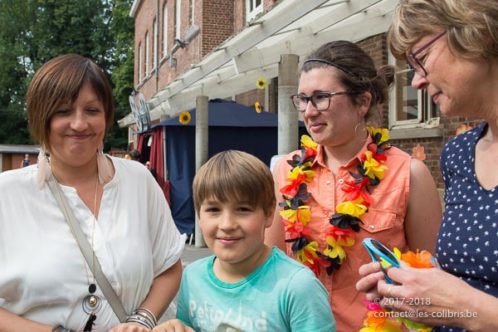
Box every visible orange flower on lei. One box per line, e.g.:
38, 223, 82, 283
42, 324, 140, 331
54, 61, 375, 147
361, 249, 437, 332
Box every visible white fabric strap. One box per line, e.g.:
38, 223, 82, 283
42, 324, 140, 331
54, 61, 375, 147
47, 175, 128, 322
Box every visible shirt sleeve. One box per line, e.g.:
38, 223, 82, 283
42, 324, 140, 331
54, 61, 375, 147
286, 268, 336, 332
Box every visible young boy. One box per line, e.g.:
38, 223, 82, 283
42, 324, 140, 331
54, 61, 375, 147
154, 150, 335, 332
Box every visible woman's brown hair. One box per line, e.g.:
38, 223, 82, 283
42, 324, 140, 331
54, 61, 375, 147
26, 54, 115, 149
302, 40, 394, 124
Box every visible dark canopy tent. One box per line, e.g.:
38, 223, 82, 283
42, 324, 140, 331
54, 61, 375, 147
154, 99, 306, 235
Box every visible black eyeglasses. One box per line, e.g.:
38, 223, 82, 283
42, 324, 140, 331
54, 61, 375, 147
407, 31, 446, 77
291, 91, 349, 113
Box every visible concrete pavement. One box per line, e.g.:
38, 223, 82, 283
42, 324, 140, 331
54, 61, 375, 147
181, 244, 212, 265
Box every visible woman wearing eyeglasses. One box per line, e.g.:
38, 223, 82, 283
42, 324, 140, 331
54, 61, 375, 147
265, 40, 442, 331
356, 1, 498, 331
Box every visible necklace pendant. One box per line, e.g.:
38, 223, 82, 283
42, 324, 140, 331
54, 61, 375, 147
88, 295, 98, 307
83, 294, 101, 314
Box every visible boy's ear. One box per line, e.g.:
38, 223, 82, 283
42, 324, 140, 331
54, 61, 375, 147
264, 206, 276, 228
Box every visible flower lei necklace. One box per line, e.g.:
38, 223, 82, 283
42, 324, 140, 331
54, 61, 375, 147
279, 127, 390, 275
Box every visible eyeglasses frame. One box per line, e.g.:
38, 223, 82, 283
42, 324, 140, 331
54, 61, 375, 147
408, 30, 447, 77
290, 91, 350, 113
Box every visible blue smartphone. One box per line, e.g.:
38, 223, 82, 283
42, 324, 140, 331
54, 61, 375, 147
362, 238, 400, 284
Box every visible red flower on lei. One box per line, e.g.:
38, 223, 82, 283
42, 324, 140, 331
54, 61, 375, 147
279, 128, 391, 275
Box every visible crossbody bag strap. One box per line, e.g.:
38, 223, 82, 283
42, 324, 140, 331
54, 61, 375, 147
47, 175, 128, 322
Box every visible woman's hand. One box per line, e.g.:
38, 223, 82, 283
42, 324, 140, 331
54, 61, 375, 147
356, 261, 385, 301
376, 266, 478, 329
109, 322, 151, 332
152, 319, 194, 332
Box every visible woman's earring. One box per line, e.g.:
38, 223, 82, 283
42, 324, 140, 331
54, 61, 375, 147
97, 144, 112, 184
354, 122, 368, 139
36, 148, 50, 190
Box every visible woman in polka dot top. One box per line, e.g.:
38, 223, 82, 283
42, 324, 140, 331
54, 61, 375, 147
356, 0, 498, 331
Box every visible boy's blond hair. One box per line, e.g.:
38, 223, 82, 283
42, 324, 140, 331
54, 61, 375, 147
193, 150, 276, 217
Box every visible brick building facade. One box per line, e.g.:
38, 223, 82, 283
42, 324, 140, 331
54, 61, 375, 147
132, 0, 278, 100
128, 0, 476, 189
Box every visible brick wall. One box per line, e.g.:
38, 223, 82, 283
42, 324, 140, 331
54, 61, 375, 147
157, 0, 177, 89
357, 34, 389, 127
235, 88, 265, 109
391, 136, 445, 186
134, 0, 236, 97
155, 0, 204, 92
201, 0, 234, 56
135, 0, 285, 108
233, 0, 279, 109
233, 0, 245, 33
234, 0, 278, 33
133, 0, 157, 98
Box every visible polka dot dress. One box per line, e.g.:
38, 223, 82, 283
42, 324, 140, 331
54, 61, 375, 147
435, 123, 498, 332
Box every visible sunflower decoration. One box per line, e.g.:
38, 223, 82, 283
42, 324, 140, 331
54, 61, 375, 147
179, 111, 191, 125
255, 101, 263, 113
256, 77, 267, 90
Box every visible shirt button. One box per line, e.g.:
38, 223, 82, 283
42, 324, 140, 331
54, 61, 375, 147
338, 178, 344, 184
326, 180, 331, 185
369, 225, 375, 230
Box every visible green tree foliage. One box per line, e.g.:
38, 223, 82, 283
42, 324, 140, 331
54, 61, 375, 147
106, 0, 135, 151
0, 0, 134, 150
0, 0, 32, 143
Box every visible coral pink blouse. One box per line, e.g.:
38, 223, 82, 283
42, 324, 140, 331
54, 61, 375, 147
274, 136, 411, 332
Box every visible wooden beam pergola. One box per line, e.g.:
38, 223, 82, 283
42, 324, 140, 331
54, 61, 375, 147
118, 0, 396, 127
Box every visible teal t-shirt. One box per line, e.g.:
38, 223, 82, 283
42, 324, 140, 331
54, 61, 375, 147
176, 247, 336, 331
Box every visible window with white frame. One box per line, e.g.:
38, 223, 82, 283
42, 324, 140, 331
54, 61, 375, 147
389, 56, 438, 128
246, 0, 263, 23
145, 31, 150, 76
175, 0, 181, 39
153, 18, 158, 70
138, 43, 142, 82
162, 2, 168, 57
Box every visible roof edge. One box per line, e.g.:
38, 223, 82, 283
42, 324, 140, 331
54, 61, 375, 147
129, 0, 141, 18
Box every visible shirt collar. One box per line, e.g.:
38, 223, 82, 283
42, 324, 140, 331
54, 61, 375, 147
313, 135, 373, 170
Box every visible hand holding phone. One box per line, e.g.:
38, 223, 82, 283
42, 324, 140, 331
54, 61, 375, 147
362, 238, 400, 284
